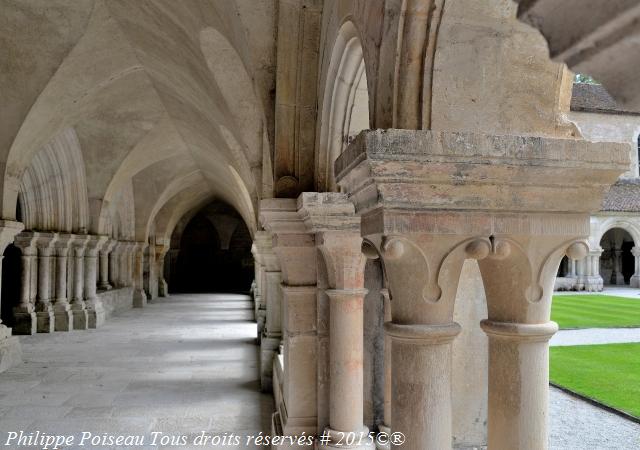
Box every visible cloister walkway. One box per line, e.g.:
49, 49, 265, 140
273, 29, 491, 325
0, 294, 273, 450
0, 293, 638, 449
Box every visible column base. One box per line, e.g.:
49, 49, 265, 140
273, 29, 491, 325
87, 308, 106, 329
0, 326, 22, 373
317, 427, 374, 450
53, 305, 74, 332
260, 335, 281, 392
585, 276, 604, 292
98, 283, 112, 291
159, 280, 169, 297
12, 310, 37, 335
71, 307, 89, 330
133, 288, 148, 308
36, 310, 55, 333
631, 275, 640, 288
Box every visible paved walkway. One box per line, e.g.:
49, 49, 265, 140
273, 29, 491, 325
554, 286, 640, 299
551, 327, 640, 346
0, 294, 273, 450
550, 387, 640, 450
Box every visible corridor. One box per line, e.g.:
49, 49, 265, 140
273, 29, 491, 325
0, 294, 273, 449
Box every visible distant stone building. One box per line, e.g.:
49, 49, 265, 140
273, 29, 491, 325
556, 84, 640, 291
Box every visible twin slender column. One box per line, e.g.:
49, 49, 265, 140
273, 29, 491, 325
132, 242, 148, 307
70, 235, 90, 330
631, 247, 640, 288
13, 234, 37, 335
84, 236, 107, 328
155, 243, 170, 297
34, 233, 57, 333
98, 239, 116, 291
317, 231, 373, 450
52, 234, 74, 331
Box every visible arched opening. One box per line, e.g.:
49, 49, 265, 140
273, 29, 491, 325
1, 244, 21, 328
317, 22, 370, 192
600, 228, 635, 285
167, 201, 253, 294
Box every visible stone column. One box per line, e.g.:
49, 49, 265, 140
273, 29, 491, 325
155, 241, 170, 297
52, 234, 74, 331
132, 242, 148, 307
98, 239, 116, 291
253, 230, 282, 391
261, 198, 319, 438
70, 235, 89, 329
631, 247, 640, 288
34, 233, 57, 333
378, 288, 392, 450
13, 233, 37, 335
84, 236, 107, 328
568, 258, 577, 278
585, 248, 604, 292
252, 232, 272, 340
612, 249, 625, 285
334, 129, 627, 450
316, 229, 373, 450
109, 242, 122, 288
479, 238, 588, 450
0, 220, 25, 373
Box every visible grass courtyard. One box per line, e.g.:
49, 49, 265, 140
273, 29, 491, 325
551, 294, 640, 329
550, 343, 640, 418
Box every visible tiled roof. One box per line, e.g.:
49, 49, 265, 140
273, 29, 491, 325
571, 83, 640, 116
602, 179, 640, 212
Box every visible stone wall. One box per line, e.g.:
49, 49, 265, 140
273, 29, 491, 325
97, 287, 134, 320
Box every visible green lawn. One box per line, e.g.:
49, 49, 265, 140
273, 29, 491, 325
551, 294, 640, 329
550, 343, 640, 418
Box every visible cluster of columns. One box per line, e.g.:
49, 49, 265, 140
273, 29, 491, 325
251, 129, 627, 450
9, 232, 169, 335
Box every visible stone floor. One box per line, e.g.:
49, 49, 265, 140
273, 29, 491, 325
1, 293, 638, 449
0, 294, 273, 450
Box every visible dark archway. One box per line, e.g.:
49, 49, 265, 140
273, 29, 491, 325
600, 228, 635, 285
167, 202, 253, 294
1, 244, 21, 327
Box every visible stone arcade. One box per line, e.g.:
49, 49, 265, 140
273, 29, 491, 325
0, 1, 636, 449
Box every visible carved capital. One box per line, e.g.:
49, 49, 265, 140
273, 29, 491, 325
317, 232, 365, 290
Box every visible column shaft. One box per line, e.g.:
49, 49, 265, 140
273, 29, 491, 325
481, 320, 557, 450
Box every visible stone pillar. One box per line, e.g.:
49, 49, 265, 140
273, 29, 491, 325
34, 233, 57, 333
98, 239, 116, 291
132, 242, 148, 307
261, 198, 319, 438
0, 221, 25, 373
568, 258, 577, 278
585, 248, 604, 292
612, 249, 625, 285
252, 232, 272, 340
155, 241, 170, 297
334, 129, 627, 450
631, 247, 640, 288
253, 230, 282, 391
109, 242, 122, 288
52, 234, 74, 331
13, 233, 37, 335
70, 235, 89, 329
316, 228, 373, 450
378, 288, 392, 449
85, 236, 107, 328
